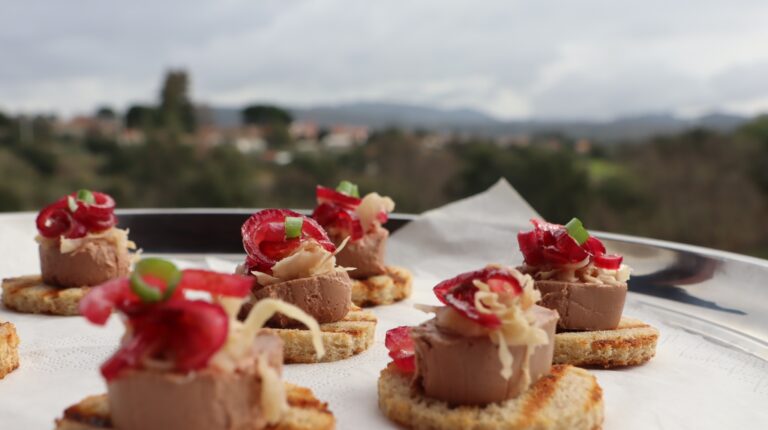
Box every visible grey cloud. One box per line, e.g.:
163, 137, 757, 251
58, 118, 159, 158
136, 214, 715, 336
529, 65, 709, 119
711, 61, 768, 102
2, 0, 768, 118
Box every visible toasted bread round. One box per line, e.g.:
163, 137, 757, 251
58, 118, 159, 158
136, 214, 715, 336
351, 266, 412, 307
2, 275, 89, 316
262, 307, 377, 363
554, 316, 659, 368
378, 364, 604, 430
0, 321, 20, 379
55, 383, 335, 430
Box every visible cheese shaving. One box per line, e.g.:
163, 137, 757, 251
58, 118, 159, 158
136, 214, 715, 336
491, 330, 514, 380
473, 280, 509, 314
125, 294, 317, 424
528, 262, 631, 286
253, 239, 344, 286
271, 241, 336, 280
36, 227, 136, 254
242, 299, 325, 360
322, 235, 350, 266
216, 296, 244, 321
517, 345, 532, 393
141, 357, 175, 372
258, 355, 287, 424
356, 192, 395, 231
207, 297, 325, 424
472, 272, 548, 385
250, 270, 281, 286
210, 298, 325, 373
414, 304, 441, 314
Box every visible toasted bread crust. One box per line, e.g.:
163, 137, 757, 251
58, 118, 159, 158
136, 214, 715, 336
378, 364, 604, 430
554, 316, 659, 368
54, 384, 335, 430
2, 275, 89, 316
0, 321, 20, 379
351, 266, 412, 307
270, 384, 335, 430
56, 395, 111, 430
262, 307, 377, 363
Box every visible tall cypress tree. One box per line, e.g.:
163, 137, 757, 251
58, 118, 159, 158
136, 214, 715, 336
159, 70, 196, 133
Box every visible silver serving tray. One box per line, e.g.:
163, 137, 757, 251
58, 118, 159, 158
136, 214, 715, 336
2, 209, 766, 429
117, 209, 768, 362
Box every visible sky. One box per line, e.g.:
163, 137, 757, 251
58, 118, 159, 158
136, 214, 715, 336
2, 0, 768, 120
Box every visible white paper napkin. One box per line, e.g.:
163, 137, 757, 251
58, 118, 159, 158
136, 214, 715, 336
1, 179, 766, 429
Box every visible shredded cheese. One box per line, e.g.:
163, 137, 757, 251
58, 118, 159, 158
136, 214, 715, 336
491, 330, 514, 380
472, 271, 548, 386
125, 292, 321, 425
210, 297, 325, 371
250, 270, 281, 285
258, 355, 287, 424
251, 236, 353, 285
473, 280, 509, 314
528, 262, 631, 286
252, 238, 350, 285
271, 241, 335, 280
242, 299, 325, 359
36, 227, 136, 254
517, 346, 532, 394
414, 304, 441, 314
356, 192, 395, 231
207, 297, 326, 423
216, 296, 244, 320
322, 236, 350, 266
141, 357, 175, 372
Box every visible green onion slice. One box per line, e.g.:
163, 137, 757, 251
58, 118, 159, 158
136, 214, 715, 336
285, 216, 304, 239
336, 180, 360, 198
76, 189, 95, 204
565, 217, 589, 245
67, 196, 78, 213
130, 258, 182, 302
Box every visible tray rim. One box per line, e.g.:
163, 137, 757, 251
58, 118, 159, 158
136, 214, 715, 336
3, 209, 765, 267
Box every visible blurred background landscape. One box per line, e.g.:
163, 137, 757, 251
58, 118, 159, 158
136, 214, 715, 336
2, 1, 768, 258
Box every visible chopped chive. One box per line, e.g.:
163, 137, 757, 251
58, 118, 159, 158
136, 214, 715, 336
76, 189, 95, 204
130, 258, 182, 302
285, 216, 304, 239
565, 217, 589, 245
336, 180, 359, 198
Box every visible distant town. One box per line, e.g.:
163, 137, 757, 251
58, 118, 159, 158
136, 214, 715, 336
2, 70, 767, 260
3, 69, 752, 168
37, 110, 596, 163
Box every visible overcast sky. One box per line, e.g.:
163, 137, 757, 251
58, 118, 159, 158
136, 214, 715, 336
2, 0, 768, 120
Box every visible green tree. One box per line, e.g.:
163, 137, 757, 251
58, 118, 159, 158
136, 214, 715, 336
159, 70, 196, 133
447, 141, 590, 223
353, 129, 458, 212
241, 105, 294, 149
241, 105, 292, 126
125, 105, 156, 129
0, 110, 11, 128
737, 115, 768, 195
95, 106, 117, 120
0, 111, 13, 146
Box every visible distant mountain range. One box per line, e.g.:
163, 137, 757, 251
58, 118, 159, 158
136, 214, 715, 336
208, 102, 750, 142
